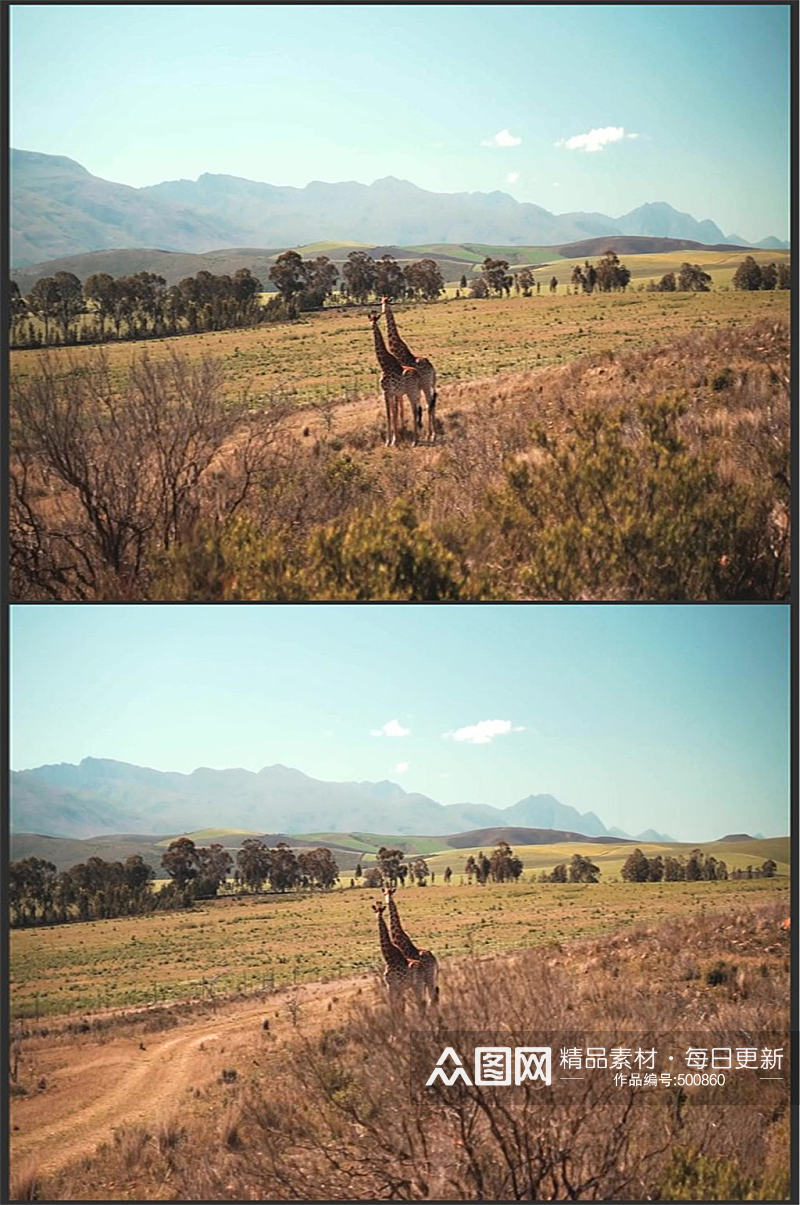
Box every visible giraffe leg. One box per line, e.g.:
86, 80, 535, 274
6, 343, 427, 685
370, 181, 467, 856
383, 386, 395, 447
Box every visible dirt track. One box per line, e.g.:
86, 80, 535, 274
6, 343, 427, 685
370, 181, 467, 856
10, 972, 371, 1184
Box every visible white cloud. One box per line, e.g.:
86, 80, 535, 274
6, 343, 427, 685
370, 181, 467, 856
482, 128, 522, 147
442, 719, 525, 745
556, 126, 639, 153
394, 762, 409, 774
370, 718, 411, 738
506, 171, 520, 184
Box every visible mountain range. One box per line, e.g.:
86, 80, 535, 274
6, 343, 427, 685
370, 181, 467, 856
10, 757, 674, 843
11, 149, 787, 268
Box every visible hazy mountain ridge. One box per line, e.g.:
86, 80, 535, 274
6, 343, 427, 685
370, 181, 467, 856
11, 757, 674, 842
12, 149, 785, 267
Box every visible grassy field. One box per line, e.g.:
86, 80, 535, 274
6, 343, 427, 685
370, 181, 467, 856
9, 876, 786, 1020
10, 280, 790, 413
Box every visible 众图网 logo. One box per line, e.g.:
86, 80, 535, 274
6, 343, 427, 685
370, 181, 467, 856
426, 1046, 552, 1087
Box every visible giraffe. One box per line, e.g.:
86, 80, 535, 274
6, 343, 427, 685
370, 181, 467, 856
383, 885, 439, 1006
372, 901, 426, 1010
368, 311, 422, 446
381, 296, 437, 443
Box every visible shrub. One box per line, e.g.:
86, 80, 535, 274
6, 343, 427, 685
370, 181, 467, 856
481, 395, 784, 600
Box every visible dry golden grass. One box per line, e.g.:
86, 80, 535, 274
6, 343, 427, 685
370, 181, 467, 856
22, 896, 789, 1201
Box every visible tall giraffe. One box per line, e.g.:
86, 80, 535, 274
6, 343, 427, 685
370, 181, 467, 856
381, 296, 437, 443
372, 901, 425, 1009
368, 312, 422, 446
383, 885, 439, 1006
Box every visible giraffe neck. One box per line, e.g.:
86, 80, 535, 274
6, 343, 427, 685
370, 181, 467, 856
377, 911, 407, 969
386, 893, 421, 960
383, 302, 415, 365
371, 321, 399, 374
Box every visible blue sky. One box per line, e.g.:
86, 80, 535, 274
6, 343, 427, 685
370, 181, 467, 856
9, 604, 790, 842
10, 4, 790, 242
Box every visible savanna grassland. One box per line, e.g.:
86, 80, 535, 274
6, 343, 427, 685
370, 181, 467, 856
9, 874, 787, 1020
9, 280, 791, 601
9, 885, 790, 1201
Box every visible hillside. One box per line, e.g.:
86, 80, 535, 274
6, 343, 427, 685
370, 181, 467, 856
13, 149, 784, 267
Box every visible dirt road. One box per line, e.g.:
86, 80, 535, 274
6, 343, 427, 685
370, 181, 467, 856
10, 972, 371, 1184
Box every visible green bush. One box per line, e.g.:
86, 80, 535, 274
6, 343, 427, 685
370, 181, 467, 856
482, 395, 782, 600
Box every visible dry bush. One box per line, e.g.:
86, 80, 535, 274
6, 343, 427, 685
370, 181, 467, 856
9, 348, 286, 599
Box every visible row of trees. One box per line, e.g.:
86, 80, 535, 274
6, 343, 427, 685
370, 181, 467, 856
571, 250, 632, 293
464, 841, 524, 884
8, 853, 155, 927
620, 847, 777, 882
539, 853, 600, 883
732, 256, 791, 291
8, 837, 342, 926
9, 266, 264, 348
651, 262, 712, 292
233, 837, 339, 892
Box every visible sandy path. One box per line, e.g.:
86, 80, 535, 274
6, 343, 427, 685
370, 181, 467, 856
10, 973, 370, 1182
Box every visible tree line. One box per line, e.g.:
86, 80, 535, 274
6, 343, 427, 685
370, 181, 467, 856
8, 249, 446, 350
8, 837, 341, 927
731, 256, 791, 291
619, 847, 779, 882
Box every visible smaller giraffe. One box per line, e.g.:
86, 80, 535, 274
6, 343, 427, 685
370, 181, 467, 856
383, 886, 439, 1006
368, 312, 422, 446
381, 297, 437, 443
372, 902, 425, 1009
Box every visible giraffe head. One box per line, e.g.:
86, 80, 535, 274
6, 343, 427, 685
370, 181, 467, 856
383, 885, 396, 903
371, 901, 386, 916
368, 311, 380, 325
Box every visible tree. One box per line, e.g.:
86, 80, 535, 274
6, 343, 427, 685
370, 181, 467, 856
761, 859, 777, 878
656, 271, 676, 292
236, 837, 272, 892
444, 866, 452, 884
595, 251, 630, 293
162, 837, 200, 889
570, 265, 585, 293
776, 261, 791, 289
409, 857, 429, 886
26, 276, 61, 343
341, 250, 377, 303
677, 263, 711, 292
8, 280, 27, 337
517, 267, 534, 297
297, 847, 339, 889
759, 262, 777, 291
374, 254, 406, 301
84, 272, 119, 339
302, 256, 338, 309
583, 262, 597, 294
268, 251, 308, 306
621, 848, 650, 882
460, 274, 468, 290
664, 855, 685, 881
52, 271, 84, 341
469, 276, 489, 298
647, 855, 664, 882
481, 257, 510, 296
195, 843, 233, 896
732, 256, 763, 291
549, 862, 567, 883
363, 867, 382, 888
569, 853, 600, 883
376, 846, 406, 887
549, 275, 558, 294
269, 843, 300, 892
123, 854, 154, 893
403, 258, 444, 301
464, 855, 477, 883
684, 849, 705, 881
